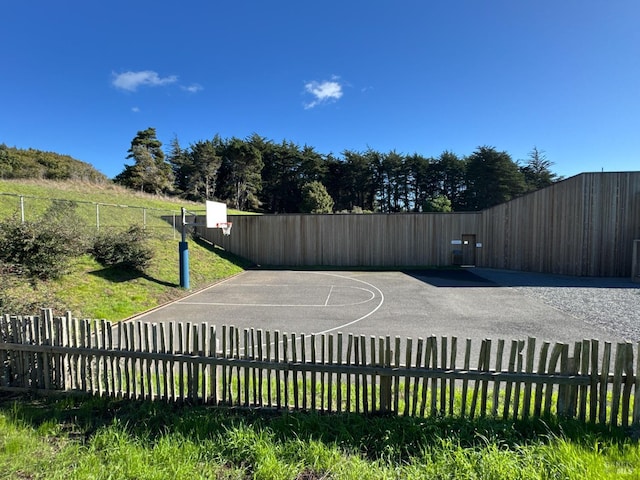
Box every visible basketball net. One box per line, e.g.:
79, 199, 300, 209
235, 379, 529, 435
216, 222, 232, 236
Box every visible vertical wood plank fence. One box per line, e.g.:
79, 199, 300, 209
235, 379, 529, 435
196, 172, 640, 277
1, 311, 639, 427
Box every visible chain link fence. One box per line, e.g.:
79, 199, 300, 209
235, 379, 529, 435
0, 192, 184, 239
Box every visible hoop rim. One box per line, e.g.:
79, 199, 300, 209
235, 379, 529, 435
215, 221, 232, 235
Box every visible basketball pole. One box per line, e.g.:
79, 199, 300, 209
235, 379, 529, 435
179, 207, 190, 289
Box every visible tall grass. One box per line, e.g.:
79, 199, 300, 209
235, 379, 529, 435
1, 393, 638, 479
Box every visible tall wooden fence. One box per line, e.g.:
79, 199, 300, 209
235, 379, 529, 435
196, 212, 482, 268
196, 172, 640, 276
1, 311, 639, 427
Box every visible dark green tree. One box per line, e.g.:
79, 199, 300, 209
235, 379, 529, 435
433, 151, 467, 210
404, 153, 436, 212
188, 139, 223, 200
300, 181, 334, 213
520, 146, 561, 191
169, 135, 225, 201
299, 145, 328, 185
338, 149, 378, 211
423, 195, 452, 212
256, 138, 302, 213
115, 127, 174, 194
217, 137, 263, 210
464, 146, 526, 210
323, 154, 349, 211
167, 135, 189, 194
378, 150, 408, 212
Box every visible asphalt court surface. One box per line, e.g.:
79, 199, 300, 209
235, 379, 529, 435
134, 269, 630, 349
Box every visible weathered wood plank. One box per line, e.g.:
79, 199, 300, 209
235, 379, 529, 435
1, 320, 636, 427
578, 340, 590, 422
599, 342, 612, 424
257, 329, 264, 407
449, 336, 457, 416
461, 338, 472, 417
310, 333, 316, 411
621, 343, 634, 428
292, 332, 299, 410
404, 338, 413, 416
633, 341, 640, 425
492, 339, 505, 417
360, 335, 368, 414
611, 343, 625, 427
522, 337, 536, 419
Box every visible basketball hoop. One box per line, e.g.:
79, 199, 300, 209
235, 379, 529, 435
205, 201, 232, 235
216, 222, 232, 236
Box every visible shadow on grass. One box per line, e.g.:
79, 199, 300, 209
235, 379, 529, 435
1, 393, 635, 462
89, 265, 179, 288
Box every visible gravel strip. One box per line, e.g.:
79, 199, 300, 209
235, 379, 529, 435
473, 268, 640, 342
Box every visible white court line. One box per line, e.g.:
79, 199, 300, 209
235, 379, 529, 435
178, 272, 385, 334
120, 271, 385, 355
309, 272, 384, 335
231, 272, 386, 355
178, 302, 370, 307
324, 285, 334, 306
178, 285, 376, 307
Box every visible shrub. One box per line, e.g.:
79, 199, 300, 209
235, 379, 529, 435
0, 202, 88, 280
91, 225, 153, 272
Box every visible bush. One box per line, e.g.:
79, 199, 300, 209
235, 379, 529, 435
91, 225, 153, 272
300, 181, 334, 213
0, 203, 88, 280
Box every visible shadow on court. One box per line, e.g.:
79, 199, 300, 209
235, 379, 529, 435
404, 269, 497, 288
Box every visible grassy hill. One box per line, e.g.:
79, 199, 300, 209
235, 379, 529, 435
0, 179, 252, 320
0, 144, 108, 182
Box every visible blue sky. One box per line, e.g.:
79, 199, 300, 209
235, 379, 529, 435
2, 1, 638, 179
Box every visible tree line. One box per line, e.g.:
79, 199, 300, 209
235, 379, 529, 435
114, 128, 562, 213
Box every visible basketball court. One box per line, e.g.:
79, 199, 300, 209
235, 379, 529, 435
138, 201, 635, 363
132, 268, 631, 350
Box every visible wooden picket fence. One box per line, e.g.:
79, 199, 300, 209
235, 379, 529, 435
1, 310, 639, 428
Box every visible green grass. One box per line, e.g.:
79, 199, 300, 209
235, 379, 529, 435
0, 179, 253, 321
1, 393, 638, 479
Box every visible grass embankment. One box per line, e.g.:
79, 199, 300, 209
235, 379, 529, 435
1, 394, 639, 479
0, 179, 253, 321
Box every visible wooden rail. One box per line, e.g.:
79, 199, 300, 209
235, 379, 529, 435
1, 311, 638, 427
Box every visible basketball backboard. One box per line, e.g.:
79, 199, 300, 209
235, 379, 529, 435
205, 200, 232, 235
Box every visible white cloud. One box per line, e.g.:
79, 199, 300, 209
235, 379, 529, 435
304, 78, 343, 109
182, 83, 203, 93
131, 106, 140, 113
112, 70, 178, 91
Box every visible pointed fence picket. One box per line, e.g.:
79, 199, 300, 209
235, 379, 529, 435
1, 310, 639, 427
